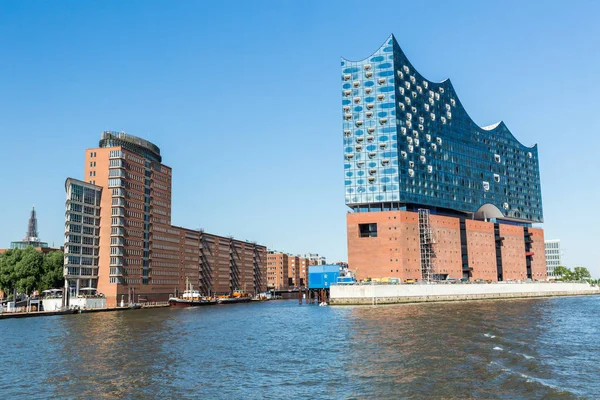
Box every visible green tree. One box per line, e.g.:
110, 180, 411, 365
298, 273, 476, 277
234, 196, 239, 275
554, 265, 571, 280
0, 248, 65, 298
572, 266, 591, 281
0, 249, 19, 296
14, 247, 44, 294
40, 251, 64, 291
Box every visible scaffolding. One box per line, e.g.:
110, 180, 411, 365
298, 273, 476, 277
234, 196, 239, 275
418, 209, 436, 282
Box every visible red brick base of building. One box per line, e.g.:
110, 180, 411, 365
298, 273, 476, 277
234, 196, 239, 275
347, 210, 546, 283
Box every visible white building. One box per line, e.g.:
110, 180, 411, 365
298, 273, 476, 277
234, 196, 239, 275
303, 253, 327, 265
64, 178, 103, 295
545, 239, 562, 279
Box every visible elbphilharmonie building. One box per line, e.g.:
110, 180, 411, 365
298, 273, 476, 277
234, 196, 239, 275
343, 35, 546, 282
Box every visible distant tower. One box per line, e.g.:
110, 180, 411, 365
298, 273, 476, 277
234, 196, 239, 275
24, 206, 39, 241
10, 206, 48, 249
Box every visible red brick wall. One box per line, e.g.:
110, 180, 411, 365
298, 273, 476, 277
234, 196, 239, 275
347, 210, 544, 283
529, 227, 547, 280
465, 220, 498, 281
348, 211, 463, 281
429, 215, 462, 280
347, 211, 424, 281
499, 225, 527, 281
348, 211, 417, 281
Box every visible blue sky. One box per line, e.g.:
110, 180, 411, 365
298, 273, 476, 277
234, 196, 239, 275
1, 1, 599, 274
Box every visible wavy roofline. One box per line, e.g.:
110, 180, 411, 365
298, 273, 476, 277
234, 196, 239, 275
341, 34, 538, 150
341, 34, 394, 64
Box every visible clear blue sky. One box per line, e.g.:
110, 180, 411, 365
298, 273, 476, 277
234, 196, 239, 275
1, 1, 599, 274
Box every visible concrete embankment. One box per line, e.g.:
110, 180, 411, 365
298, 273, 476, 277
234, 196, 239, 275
330, 282, 600, 305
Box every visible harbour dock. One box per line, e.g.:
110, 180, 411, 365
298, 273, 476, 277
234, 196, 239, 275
330, 282, 600, 305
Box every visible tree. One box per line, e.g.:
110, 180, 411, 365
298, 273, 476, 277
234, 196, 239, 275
40, 251, 64, 291
14, 247, 44, 295
0, 247, 58, 297
554, 266, 571, 280
572, 266, 591, 281
0, 249, 19, 296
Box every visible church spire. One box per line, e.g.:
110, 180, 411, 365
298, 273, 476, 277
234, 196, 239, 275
24, 206, 39, 241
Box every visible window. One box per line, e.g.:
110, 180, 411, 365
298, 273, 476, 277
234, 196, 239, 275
68, 235, 81, 244
359, 223, 377, 238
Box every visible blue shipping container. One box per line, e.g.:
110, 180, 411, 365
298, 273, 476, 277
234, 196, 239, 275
308, 265, 341, 289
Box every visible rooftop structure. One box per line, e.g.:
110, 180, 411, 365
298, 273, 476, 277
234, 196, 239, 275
342, 34, 542, 224
99, 131, 162, 162
303, 253, 327, 266
10, 207, 49, 249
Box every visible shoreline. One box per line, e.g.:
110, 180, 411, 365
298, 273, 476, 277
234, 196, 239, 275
330, 282, 600, 306
0, 303, 169, 320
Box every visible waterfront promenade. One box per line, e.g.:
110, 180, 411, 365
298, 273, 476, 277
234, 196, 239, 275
331, 281, 600, 305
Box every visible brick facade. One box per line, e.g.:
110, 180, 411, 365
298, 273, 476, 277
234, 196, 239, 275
465, 220, 497, 281
67, 133, 267, 307
347, 210, 547, 283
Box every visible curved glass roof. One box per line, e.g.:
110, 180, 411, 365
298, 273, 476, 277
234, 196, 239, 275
341, 35, 543, 223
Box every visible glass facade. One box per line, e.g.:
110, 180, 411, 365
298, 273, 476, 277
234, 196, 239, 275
100, 131, 162, 162
63, 178, 102, 293
342, 35, 543, 223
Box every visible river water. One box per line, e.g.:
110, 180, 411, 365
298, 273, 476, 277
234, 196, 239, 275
1, 296, 599, 399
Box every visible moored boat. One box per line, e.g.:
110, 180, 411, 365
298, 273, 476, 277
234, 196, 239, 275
217, 289, 252, 304
169, 279, 217, 308
251, 293, 271, 302
169, 295, 218, 308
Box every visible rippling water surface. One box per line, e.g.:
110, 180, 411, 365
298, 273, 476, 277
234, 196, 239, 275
1, 296, 599, 399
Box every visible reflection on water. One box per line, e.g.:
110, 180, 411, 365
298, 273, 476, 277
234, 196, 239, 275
1, 296, 599, 399
49, 310, 184, 398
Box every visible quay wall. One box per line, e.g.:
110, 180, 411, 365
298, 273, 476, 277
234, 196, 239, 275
330, 283, 600, 305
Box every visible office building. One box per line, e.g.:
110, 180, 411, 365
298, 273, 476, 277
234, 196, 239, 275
64, 131, 266, 306
342, 35, 545, 282
544, 239, 562, 279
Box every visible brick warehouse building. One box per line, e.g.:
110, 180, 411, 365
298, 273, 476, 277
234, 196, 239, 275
64, 132, 266, 306
266, 251, 314, 289
342, 35, 545, 282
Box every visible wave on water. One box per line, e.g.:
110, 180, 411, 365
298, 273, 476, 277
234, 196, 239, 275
488, 359, 578, 398
484, 333, 496, 338
498, 364, 577, 397
514, 352, 534, 360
